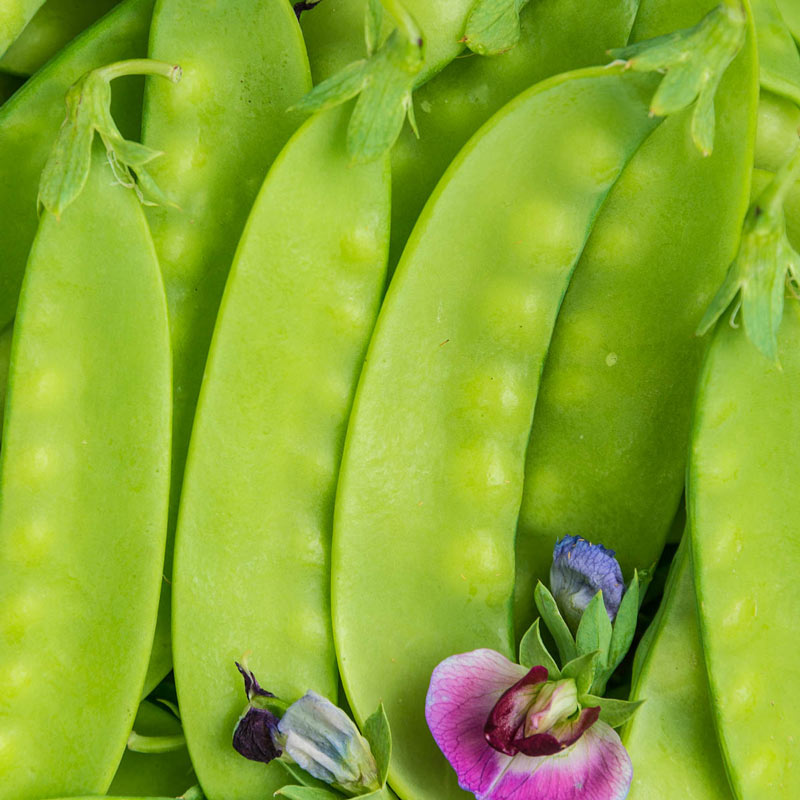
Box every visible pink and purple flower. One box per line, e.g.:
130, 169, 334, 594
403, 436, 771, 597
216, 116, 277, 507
426, 649, 632, 800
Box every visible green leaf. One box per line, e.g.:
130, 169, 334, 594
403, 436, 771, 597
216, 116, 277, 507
579, 695, 644, 728
698, 145, 800, 362
365, 0, 383, 56
575, 591, 612, 671
560, 651, 599, 697
519, 618, 559, 676
363, 703, 392, 787
606, 571, 640, 676
534, 582, 576, 665
609, 2, 746, 154
463, 0, 531, 56
275, 786, 344, 800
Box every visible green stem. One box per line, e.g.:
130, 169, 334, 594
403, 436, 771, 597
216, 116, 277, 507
759, 143, 800, 218
127, 730, 186, 754
98, 58, 182, 84
381, 0, 422, 47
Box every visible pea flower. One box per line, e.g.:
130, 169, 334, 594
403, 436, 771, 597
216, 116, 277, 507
232, 663, 382, 796
426, 650, 632, 800
550, 536, 624, 633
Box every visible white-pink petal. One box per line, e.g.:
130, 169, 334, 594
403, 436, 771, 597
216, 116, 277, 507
426, 649, 527, 796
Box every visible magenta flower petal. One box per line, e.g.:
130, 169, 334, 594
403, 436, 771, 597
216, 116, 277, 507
488, 721, 632, 800
485, 665, 549, 755
426, 649, 527, 796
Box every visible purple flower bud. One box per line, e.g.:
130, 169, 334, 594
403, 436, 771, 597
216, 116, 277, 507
550, 536, 624, 632
233, 705, 283, 764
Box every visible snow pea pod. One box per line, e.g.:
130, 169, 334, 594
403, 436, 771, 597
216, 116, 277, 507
109, 701, 195, 798
690, 296, 800, 797
172, 103, 389, 800
303, 0, 640, 268
0, 0, 153, 332
332, 67, 659, 800
624, 539, 732, 800
515, 0, 758, 638
0, 0, 119, 76
775, 0, 800, 42
755, 90, 800, 171
0, 0, 46, 57
141, 0, 311, 693
753, 0, 800, 105
0, 146, 170, 800
0, 323, 11, 436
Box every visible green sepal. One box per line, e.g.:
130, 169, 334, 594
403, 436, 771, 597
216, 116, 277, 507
575, 591, 612, 676
698, 145, 800, 362
518, 618, 559, 677
275, 786, 344, 800
250, 693, 289, 716
38, 58, 181, 218
279, 761, 334, 791
560, 651, 599, 697
463, 0, 531, 56
609, 2, 746, 155
365, 0, 383, 56
579, 695, 644, 728
363, 703, 392, 787
291, 5, 423, 162
534, 582, 577, 665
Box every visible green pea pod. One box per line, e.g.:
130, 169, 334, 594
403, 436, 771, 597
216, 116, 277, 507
0, 145, 170, 800
109, 701, 195, 798
332, 66, 660, 800
515, 0, 757, 639
140, 0, 311, 695
0, 0, 119, 76
303, 0, 641, 270
775, 0, 800, 42
752, 0, 800, 105
689, 163, 800, 798
0, 0, 46, 56
755, 90, 800, 172
623, 539, 732, 800
0, 321, 11, 423
172, 103, 390, 800
0, 0, 154, 333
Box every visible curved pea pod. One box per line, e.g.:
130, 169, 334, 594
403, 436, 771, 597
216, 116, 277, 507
755, 90, 800, 172
0, 0, 46, 56
775, 0, 800, 43
623, 539, 732, 800
303, 0, 641, 268
109, 701, 195, 798
514, 0, 758, 638
0, 323, 11, 436
332, 67, 659, 800
0, 0, 119, 76
753, 0, 800, 105
689, 305, 800, 797
140, 0, 311, 694
172, 103, 390, 800
0, 0, 153, 332
0, 146, 170, 800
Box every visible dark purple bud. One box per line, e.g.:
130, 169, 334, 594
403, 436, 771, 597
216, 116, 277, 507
550, 536, 624, 632
236, 661, 275, 701
233, 705, 283, 764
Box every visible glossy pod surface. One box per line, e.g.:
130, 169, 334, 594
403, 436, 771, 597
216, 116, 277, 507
0, 324, 11, 435
752, 0, 800, 105
0, 148, 171, 800
755, 90, 800, 172
0, 0, 153, 331
0, 0, 46, 56
690, 304, 800, 799
142, 0, 311, 691
332, 68, 658, 800
0, 0, 119, 76
624, 540, 732, 800
514, 0, 758, 635
173, 104, 390, 800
